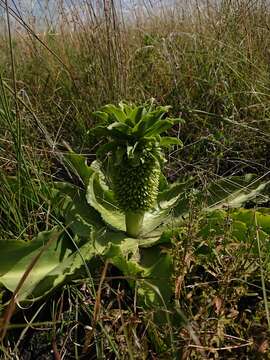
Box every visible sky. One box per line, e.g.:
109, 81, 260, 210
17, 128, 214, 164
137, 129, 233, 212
3, 0, 199, 17
0, 0, 200, 30
5, 0, 257, 32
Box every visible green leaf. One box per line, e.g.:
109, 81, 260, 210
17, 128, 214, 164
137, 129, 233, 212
96, 141, 118, 159
159, 137, 183, 148
198, 208, 270, 259
64, 152, 94, 186
108, 122, 131, 133
132, 108, 167, 135
103, 236, 173, 307
0, 227, 118, 302
92, 111, 109, 123
101, 104, 127, 123
231, 208, 270, 235
138, 247, 173, 306
205, 175, 269, 210
130, 105, 147, 124
56, 182, 104, 237
104, 242, 141, 288
85, 168, 172, 236
86, 172, 126, 232
88, 126, 111, 138
172, 175, 269, 220
158, 179, 194, 210
0, 228, 73, 301
88, 160, 167, 235
144, 120, 175, 138
142, 209, 171, 237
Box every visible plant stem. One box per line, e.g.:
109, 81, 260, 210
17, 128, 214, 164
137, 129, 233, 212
125, 211, 144, 238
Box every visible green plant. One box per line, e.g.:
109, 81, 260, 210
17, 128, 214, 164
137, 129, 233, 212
0, 103, 269, 325
89, 101, 183, 237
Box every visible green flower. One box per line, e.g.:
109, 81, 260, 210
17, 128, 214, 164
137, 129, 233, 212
89, 101, 183, 237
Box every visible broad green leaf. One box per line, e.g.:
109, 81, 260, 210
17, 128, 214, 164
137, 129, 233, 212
0, 228, 73, 300
142, 209, 171, 237
92, 111, 109, 123
86, 161, 170, 237
64, 152, 94, 186
56, 182, 104, 237
108, 121, 131, 133
199, 210, 248, 243
206, 175, 269, 210
86, 172, 126, 232
138, 229, 172, 248
173, 175, 269, 220
86, 169, 172, 236
158, 179, 194, 210
102, 233, 173, 307
0, 240, 41, 276
104, 242, 141, 288
198, 209, 270, 257
101, 104, 127, 123
144, 120, 175, 137
132, 108, 168, 135
96, 141, 118, 159
0, 228, 116, 302
138, 247, 173, 306
130, 105, 146, 124
159, 137, 183, 148
231, 208, 270, 235
29, 239, 102, 301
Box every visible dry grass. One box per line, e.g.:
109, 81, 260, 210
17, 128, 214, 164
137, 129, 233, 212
1, 1, 270, 358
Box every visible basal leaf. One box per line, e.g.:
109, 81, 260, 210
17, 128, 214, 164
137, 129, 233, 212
0, 227, 114, 302
64, 152, 94, 186
86, 172, 125, 232
172, 175, 269, 222
29, 240, 101, 300
104, 242, 142, 287
57, 182, 104, 237
231, 208, 270, 235
103, 234, 173, 307
0, 228, 73, 301
158, 179, 194, 210
142, 209, 171, 237
138, 247, 173, 306
206, 175, 269, 210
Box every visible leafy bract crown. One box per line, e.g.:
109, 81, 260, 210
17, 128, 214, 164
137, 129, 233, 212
89, 102, 183, 166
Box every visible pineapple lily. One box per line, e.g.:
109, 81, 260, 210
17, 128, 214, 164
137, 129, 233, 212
0, 101, 268, 322
89, 102, 183, 237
